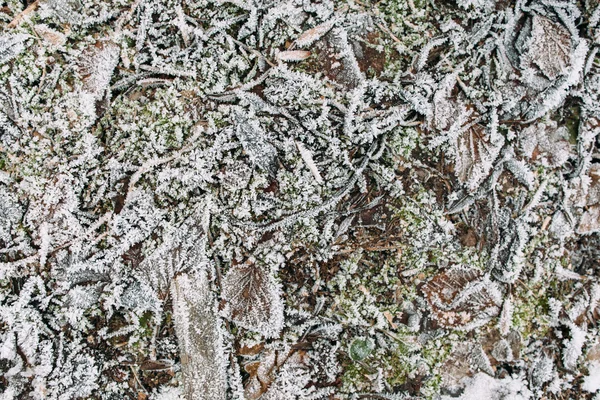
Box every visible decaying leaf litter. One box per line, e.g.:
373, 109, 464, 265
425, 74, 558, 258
1, 0, 600, 399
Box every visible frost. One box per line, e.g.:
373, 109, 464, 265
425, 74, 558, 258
583, 361, 600, 393
522, 16, 572, 81
277, 50, 311, 62
221, 259, 284, 338
442, 373, 532, 400
2, 0, 600, 398
563, 322, 586, 370
422, 266, 501, 330
0, 34, 29, 65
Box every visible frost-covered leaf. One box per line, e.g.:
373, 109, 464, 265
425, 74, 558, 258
578, 205, 600, 235
277, 50, 311, 62
423, 266, 502, 330
349, 337, 375, 361
221, 260, 283, 338
0, 34, 29, 65
432, 74, 464, 131
550, 210, 574, 239
233, 108, 279, 176
454, 122, 503, 191
470, 343, 493, 376
523, 16, 572, 81
531, 353, 555, 387
42, 0, 84, 24
34, 24, 67, 48
172, 271, 228, 400
441, 373, 532, 400
295, 140, 323, 184
576, 164, 600, 234
520, 121, 572, 167
563, 322, 586, 370
317, 27, 364, 89
78, 40, 120, 99
489, 208, 530, 284
296, 21, 335, 48
498, 296, 512, 336
491, 339, 513, 362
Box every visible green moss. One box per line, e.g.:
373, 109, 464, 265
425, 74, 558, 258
512, 281, 552, 339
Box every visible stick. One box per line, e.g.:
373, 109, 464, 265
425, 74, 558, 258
8, 0, 38, 29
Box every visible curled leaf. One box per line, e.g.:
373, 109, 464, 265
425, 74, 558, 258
139, 359, 174, 371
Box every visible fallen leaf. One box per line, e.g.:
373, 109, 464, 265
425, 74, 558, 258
277, 50, 311, 62
296, 21, 335, 47
139, 359, 174, 371
383, 310, 397, 329
422, 266, 502, 330
526, 15, 572, 80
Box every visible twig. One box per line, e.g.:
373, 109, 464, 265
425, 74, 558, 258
375, 23, 402, 44
7, 0, 38, 29
129, 365, 149, 395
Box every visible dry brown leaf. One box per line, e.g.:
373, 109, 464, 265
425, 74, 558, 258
296, 21, 335, 48
422, 266, 501, 329
383, 310, 397, 329
221, 260, 283, 337
239, 342, 265, 357
139, 359, 173, 371
277, 50, 311, 62
243, 350, 277, 400
527, 15, 572, 80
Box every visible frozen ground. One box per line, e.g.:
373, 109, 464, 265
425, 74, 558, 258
1, 0, 600, 399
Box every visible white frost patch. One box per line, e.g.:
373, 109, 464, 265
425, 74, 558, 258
583, 361, 600, 393
152, 386, 185, 400
442, 373, 532, 400
563, 322, 587, 370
